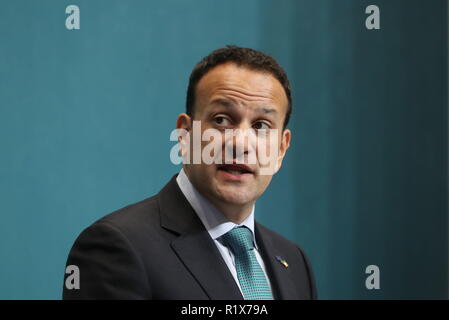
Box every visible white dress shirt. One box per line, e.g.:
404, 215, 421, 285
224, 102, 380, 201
176, 168, 273, 296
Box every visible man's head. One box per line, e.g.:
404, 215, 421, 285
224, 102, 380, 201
177, 46, 292, 221
186, 45, 292, 129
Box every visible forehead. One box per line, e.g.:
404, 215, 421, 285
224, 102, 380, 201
195, 63, 288, 112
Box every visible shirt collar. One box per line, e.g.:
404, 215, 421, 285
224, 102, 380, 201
176, 168, 258, 248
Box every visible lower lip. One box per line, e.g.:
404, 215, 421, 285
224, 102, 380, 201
217, 169, 253, 181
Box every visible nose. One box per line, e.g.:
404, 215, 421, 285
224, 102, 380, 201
224, 125, 257, 164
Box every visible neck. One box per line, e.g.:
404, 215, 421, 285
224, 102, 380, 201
208, 199, 254, 225
183, 168, 254, 224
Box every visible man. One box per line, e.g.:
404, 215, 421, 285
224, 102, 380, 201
63, 45, 317, 300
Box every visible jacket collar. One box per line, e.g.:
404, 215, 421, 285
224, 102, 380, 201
158, 174, 298, 300
158, 174, 243, 300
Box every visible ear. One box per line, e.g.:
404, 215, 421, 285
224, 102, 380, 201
275, 128, 291, 172
176, 113, 192, 159
176, 113, 192, 131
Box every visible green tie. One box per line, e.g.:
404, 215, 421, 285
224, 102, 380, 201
220, 226, 273, 300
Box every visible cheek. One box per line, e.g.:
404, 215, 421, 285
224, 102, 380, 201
200, 129, 226, 163
255, 134, 282, 172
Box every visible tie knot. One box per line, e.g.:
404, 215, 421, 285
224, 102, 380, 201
220, 226, 254, 255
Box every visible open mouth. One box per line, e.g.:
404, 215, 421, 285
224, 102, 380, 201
217, 164, 254, 176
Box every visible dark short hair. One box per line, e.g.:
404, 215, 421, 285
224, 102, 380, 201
186, 45, 292, 129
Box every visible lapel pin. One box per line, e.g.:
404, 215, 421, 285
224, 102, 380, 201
275, 256, 289, 268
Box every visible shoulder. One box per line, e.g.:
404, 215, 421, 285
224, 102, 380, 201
64, 196, 159, 299
71, 193, 162, 254
71, 174, 184, 252
255, 221, 312, 264
95, 193, 160, 233
256, 222, 299, 249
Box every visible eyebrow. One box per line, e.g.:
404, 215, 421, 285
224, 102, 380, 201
210, 98, 278, 115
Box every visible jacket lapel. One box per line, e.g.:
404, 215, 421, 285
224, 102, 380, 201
158, 175, 243, 300
255, 223, 299, 300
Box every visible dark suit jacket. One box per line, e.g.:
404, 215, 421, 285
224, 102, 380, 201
63, 175, 317, 299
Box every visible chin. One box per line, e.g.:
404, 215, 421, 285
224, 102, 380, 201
216, 188, 256, 206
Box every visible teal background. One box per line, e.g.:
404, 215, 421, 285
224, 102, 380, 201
0, 0, 447, 299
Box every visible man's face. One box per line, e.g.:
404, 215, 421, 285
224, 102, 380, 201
177, 62, 291, 212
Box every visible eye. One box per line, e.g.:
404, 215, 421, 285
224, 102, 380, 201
253, 121, 270, 130
213, 116, 231, 126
